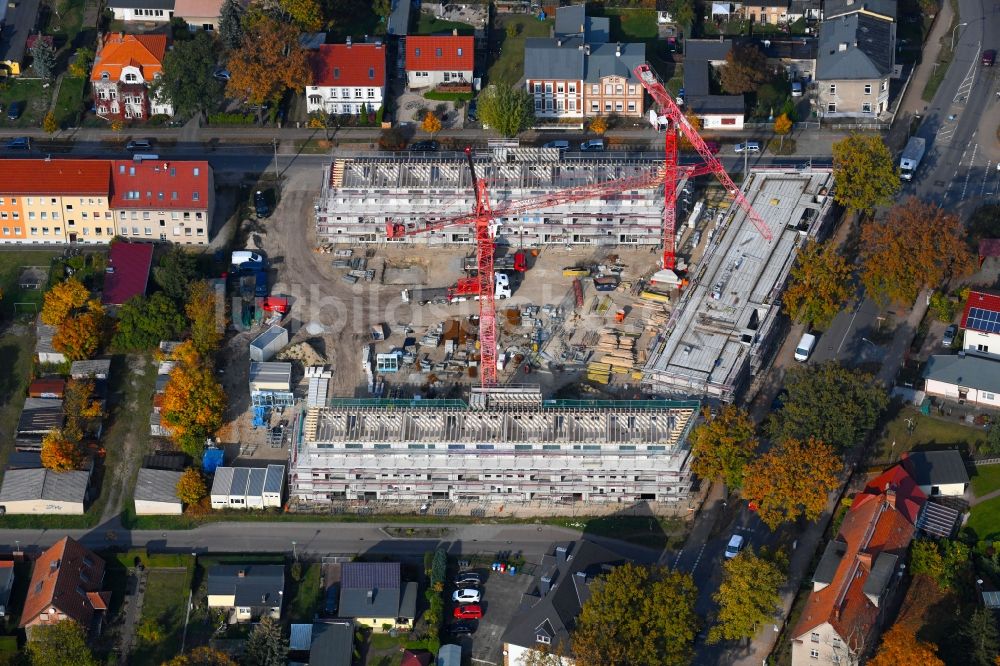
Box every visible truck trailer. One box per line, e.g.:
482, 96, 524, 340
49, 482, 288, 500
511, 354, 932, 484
899, 136, 926, 182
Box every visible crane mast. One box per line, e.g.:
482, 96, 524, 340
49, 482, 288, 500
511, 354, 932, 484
464, 147, 498, 386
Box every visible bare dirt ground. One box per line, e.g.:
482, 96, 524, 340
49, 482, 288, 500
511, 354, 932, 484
102, 355, 151, 522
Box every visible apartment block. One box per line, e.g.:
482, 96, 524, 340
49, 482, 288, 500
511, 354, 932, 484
0, 158, 212, 245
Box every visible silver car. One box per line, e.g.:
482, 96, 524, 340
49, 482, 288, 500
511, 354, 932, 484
943, 324, 958, 348
452, 588, 481, 604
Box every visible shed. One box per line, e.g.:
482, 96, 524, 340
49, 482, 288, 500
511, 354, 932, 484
0, 562, 14, 617
71, 359, 112, 380
6, 452, 42, 470
901, 450, 970, 497
102, 242, 154, 307
143, 452, 188, 471
0, 468, 90, 514
134, 468, 184, 515
289, 623, 313, 652
35, 320, 66, 365
437, 644, 462, 666
250, 326, 289, 362
249, 362, 293, 392
310, 621, 353, 666
28, 378, 66, 398
17, 398, 64, 438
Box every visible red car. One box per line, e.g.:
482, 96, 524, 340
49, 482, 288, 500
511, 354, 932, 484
453, 604, 483, 619
704, 140, 721, 154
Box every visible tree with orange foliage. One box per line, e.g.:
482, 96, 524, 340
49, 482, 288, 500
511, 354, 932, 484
773, 113, 793, 150
41, 430, 84, 471
41, 277, 89, 326
421, 111, 442, 135
868, 623, 943, 666
860, 197, 974, 306
590, 116, 608, 135
162, 647, 238, 666
186, 280, 223, 359
176, 467, 209, 506
162, 341, 227, 456
742, 437, 841, 529
52, 300, 105, 361
63, 378, 104, 442
782, 239, 853, 329
226, 16, 309, 123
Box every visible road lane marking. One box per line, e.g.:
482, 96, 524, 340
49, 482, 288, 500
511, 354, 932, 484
960, 143, 978, 200
836, 293, 866, 354
983, 160, 992, 197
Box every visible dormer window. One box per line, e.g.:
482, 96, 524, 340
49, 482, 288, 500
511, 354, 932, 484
125, 73, 137, 82
457, 48, 463, 56
334, 67, 340, 79
536, 634, 551, 644
436, 48, 442, 57
101, 71, 110, 80
369, 67, 374, 79
414, 48, 421, 56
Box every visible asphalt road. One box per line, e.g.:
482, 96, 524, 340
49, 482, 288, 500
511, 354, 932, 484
0, 521, 661, 565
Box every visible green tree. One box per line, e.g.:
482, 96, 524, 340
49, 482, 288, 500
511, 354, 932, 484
68, 47, 94, 78
910, 539, 969, 590
708, 550, 786, 644
163, 647, 238, 666
719, 44, 768, 95
175, 467, 208, 506
113, 293, 186, 351
153, 32, 224, 117
478, 84, 535, 137
30, 38, 57, 82
959, 607, 1000, 666
186, 280, 223, 358
665, 0, 695, 27
244, 616, 287, 666
26, 620, 98, 666
768, 361, 888, 452
831, 134, 900, 213
219, 0, 246, 50
782, 239, 854, 328
154, 247, 200, 301
984, 422, 1000, 456
373, 0, 392, 19
690, 405, 758, 491
572, 563, 698, 666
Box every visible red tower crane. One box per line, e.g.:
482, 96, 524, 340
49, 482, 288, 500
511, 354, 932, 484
633, 63, 772, 274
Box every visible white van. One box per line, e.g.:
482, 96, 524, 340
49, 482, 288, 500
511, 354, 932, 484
725, 534, 745, 559
231, 251, 264, 266
794, 332, 817, 362
495, 272, 512, 299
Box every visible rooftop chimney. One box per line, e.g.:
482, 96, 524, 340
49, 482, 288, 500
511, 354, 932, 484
238, 569, 246, 578
556, 545, 568, 563
857, 552, 873, 570
580, 23, 585, 34
540, 573, 552, 596
346, 36, 352, 47
616, 42, 622, 57
453, 28, 458, 36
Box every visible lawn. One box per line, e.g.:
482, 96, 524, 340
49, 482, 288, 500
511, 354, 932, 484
0, 79, 50, 128
968, 495, 1000, 541
54, 77, 87, 128
415, 14, 474, 36
545, 514, 687, 550
488, 15, 554, 86
971, 463, 1000, 498
131, 569, 194, 666
871, 406, 986, 464
0, 249, 59, 317
605, 8, 659, 41
286, 564, 322, 623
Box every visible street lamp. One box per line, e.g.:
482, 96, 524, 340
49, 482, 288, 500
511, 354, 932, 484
291, 541, 297, 562
951, 22, 968, 51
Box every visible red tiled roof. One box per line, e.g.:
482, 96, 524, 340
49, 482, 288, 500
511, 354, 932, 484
102, 242, 154, 306
310, 43, 386, 88
406, 36, 474, 72
20, 537, 107, 629
854, 465, 926, 525
0, 160, 110, 195
0, 561, 12, 569
86, 591, 110, 610
91, 34, 167, 82
792, 468, 923, 650
961, 290, 1000, 331
110, 160, 210, 211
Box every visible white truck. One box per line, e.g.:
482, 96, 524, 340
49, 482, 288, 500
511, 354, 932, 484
899, 136, 926, 182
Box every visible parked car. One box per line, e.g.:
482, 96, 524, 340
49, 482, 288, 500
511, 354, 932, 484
453, 605, 483, 619
943, 324, 958, 348
734, 141, 760, 154
254, 190, 270, 218
452, 589, 481, 604
542, 140, 570, 150
214, 68, 231, 81
410, 140, 440, 152
126, 139, 153, 151
580, 139, 605, 152
454, 573, 481, 586
983, 49, 996, 66
725, 534, 745, 559
791, 81, 804, 97
7, 101, 24, 121
467, 100, 478, 122
449, 621, 476, 635
323, 584, 339, 615
6, 137, 30, 150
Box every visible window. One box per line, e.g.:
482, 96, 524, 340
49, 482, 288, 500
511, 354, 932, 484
881, 80, 888, 91
615, 102, 623, 112
29, 227, 37, 235
568, 83, 576, 93
627, 101, 636, 112
605, 84, 613, 94
536, 634, 551, 645
592, 84, 599, 94
354, 88, 362, 98
367, 88, 375, 98
557, 83, 564, 93
827, 102, 837, 113
40, 212, 47, 220
414, 48, 420, 57
436, 48, 442, 57
545, 83, 553, 93
457, 48, 463, 56
591, 102, 599, 112
535, 99, 543, 111
27, 212, 35, 220
568, 99, 576, 111
811, 633, 820, 643
533, 82, 541, 93
864, 83, 872, 94
193, 192, 200, 201
605, 102, 612, 112
628, 84, 636, 94
125, 73, 137, 83
985, 392, 997, 400
615, 84, 623, 94
810, 649, 819, 659
978, 344, 990, 353
828, 83, 836, 94
862, 102, 872, 113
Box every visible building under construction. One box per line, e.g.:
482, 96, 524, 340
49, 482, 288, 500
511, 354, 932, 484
315, 149, 667, 246
289, 386, 699, 505
642, 168, 836, 403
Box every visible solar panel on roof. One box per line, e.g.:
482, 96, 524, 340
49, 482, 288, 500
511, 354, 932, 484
967, 307, 1000, 333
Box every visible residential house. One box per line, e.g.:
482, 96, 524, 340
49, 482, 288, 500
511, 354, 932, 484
307, 42, 387, 116
760, 37, 818, 82
209, 465, 285, 509
960, 290, 1000, 356
107, 0, 174, 23
133, 468, 184, 514
111, 159, 213, 244
900, 450, 969, 497
682, 40, 746, 129
19, 537, 110, 632
740, 1, 789, 25
92, 33, 173, 121
502, 541, 627, 666
815, 13, 894, 117
207, 565, 285, 621
0, 0, 41, 76
172, 0, 227, 31
0, 467, 91, 514
308, 621, 354, 666
823, 0, 897, 21
338, 562, 418, 631
790, 466, 925, 665
923, 351, 1000, 408
102, 241, 154, 307
788, 0, 822, 22
0, 562, 14, 617
405, 35, 474, 90
0, 159, 113, 244
524, 4, 645, 120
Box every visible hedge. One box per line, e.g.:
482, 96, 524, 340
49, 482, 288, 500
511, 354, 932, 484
423, 91, 474, 102
208, 112, 255, 125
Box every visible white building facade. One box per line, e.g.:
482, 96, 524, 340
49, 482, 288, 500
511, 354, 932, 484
306, 43, 386, 116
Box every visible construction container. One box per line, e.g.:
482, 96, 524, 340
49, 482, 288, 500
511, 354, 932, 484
249, 326, 289, 362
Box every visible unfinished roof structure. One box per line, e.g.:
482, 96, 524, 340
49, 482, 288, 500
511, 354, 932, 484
316, 150, 666, 247
642, 169, 834, 402
291, 386, 699, 505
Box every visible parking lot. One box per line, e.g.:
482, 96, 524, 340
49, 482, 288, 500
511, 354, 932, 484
446, 566, 536, 665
